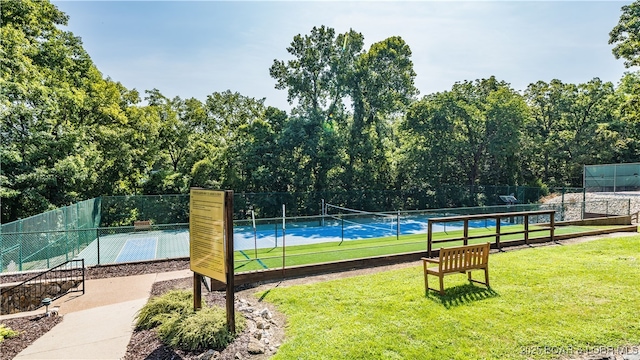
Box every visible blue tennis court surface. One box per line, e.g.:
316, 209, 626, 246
115, 237, 158, 262
233, 215, 509, 250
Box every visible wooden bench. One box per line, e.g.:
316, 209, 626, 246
421, 242, 491, 295
133, 220, 151, 231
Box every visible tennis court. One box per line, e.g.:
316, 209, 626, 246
76, 228, 190, 266
75, 208, 514, 266
232, 213, 508, 250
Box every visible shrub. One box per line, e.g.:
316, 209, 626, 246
135, 290, 193, 330
0, 324, 19, 342
161, 306, 246, 351
135, 289, 245, 351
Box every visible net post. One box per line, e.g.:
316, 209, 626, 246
251, 210, 257, 259
340, 215, 344, 245
396, 210, 400, 241
282, 204, 286, 278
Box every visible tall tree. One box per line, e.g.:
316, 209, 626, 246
270, 26, 364, 193
398, 77, 529, 190
524, 78, 616, 187
1, 0, 104, 220
344, 36, 418, 190
609, 1, 640, 68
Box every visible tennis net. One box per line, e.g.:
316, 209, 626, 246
324, 203, 399, 238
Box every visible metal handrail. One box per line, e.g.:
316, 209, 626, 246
0, 259, 85, 314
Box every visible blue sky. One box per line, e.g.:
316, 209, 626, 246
52, 1, 632, 111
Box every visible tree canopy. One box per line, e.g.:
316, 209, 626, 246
2, 0, 639, 222
610, 0, 640, 68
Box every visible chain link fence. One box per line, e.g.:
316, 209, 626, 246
2, 187, 636, 273
585, 163, 640, 192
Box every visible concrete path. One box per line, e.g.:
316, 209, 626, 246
7, 269, 192, 360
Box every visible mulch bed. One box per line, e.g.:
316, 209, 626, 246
0, 315, 62, 360
122, 278, 260, 360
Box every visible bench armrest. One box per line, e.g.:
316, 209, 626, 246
421, 257, 440, 265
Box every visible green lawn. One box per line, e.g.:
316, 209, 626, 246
233, 225, 626, 272
259, 234, 640, 359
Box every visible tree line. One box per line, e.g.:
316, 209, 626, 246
2, 0, 639, 223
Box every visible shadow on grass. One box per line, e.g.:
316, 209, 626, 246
426, 284, 499, 308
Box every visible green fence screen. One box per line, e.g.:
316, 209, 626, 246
1, 198, 101, 272
585, 163, 640, 192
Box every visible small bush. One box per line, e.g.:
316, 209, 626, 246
0, 324, 19, 342
135, 290, 193, 330
135, 290, 245, 351
161, 306, 246, 351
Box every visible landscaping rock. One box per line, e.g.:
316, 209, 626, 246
197, 349, 219, 360
247, 339, 264, 354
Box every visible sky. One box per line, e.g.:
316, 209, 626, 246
52, 1, 633, 111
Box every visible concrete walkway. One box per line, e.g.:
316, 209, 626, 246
4, 269, 192, 360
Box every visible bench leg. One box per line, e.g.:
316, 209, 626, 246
484, 267, 490, 288
468, 268, 490, 289
439, 275, 444, 295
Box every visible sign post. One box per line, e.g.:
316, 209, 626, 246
189, 188, 235, 333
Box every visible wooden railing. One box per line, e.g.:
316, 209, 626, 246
427, 210, 556, 257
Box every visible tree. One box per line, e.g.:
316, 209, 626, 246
270, 26, 364, 193
1, 0, 104, 221
609, 1, 640, 68
343, 36, 418, 190
398, 77, 529, 191
524, 78, 618, 187
604, 71, 640, 162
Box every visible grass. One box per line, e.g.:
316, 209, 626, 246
258, 234, 640, 359
233, 224, 627, 272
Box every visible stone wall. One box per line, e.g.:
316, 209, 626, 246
543, 192, 640, 222
1, 279, 82, 314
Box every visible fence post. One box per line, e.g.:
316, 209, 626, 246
47, 232, 50, 268
427, 221, 433, 258
550, 211, 555, 242
463, 219, 469, 246
582, 188, 586, 220
495, 216, 501, 251
96, 228, 101, 265
524, 214, 529, 245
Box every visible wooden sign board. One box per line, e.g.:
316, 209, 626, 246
189, 189, 226, 283
189, 189, 236, 334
